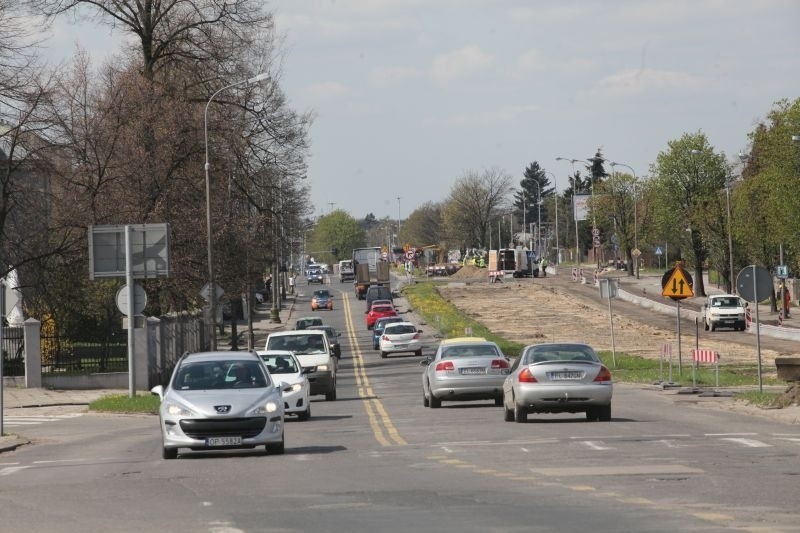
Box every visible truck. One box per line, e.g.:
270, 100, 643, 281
490, 247, 535, 278
353, 247, 390, 300
338, 259, 355, 283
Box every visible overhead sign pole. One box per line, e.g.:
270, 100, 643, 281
125, 226, 136, 397
0, 281, 5, 436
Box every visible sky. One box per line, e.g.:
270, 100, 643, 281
41, 1, 800, 221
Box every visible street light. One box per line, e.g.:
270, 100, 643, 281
397, 196, 401, 246
556, 157, 581, 264
204, 72, 270, 349
610, 161, 638, 278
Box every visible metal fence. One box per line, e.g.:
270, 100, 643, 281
148, 313, 208, 388
2, 326, 25, 377
41, 335, 128, 375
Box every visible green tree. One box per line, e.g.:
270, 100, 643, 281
592, 171, 638, 274
400, 201, 443, 248
649, 132, 730, 296
306, 210, 365, 265
513, 162, 553, 246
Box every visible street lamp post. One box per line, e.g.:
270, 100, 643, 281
204, 72, 270, 350
610, 161, 638, 278
532, 180, 542, 255
556, 157, 580, 264
397, 196, 401, 246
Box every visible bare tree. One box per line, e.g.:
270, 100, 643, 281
442, 168, 514, 249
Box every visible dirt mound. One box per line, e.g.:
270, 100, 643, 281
448, 265, 486, 280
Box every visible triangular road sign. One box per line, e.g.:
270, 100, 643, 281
661, 267, 694, 299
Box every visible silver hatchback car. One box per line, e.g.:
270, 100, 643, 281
502, 343, 613, 423
421, 337, 510, 408
151, 351, 285, 459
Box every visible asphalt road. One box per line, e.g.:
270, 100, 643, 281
1, 279, 799, 532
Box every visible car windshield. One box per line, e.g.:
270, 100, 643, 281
524, 345, 599, 364
314, 290, 330, 298
173, 360, 268, 390
441, 344, 500, 358
375, 318, 403, 332
260, 354, 299, 374
372, 306, 393, 313
310, 326, 336, 339
385, 324, 417, 335
713, 297, 740, 308
267, 334, 327, 355
296, 318, 323, 329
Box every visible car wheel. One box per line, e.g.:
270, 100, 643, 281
163, 446, 178, 460
710, 322, 716, 332
325, 388, 337, 401
429, 389, 441, 409
265, 433, 285, 455
423, 392, 429, 407
415, 349, 423, 357
380, 351, 387, 358
585, 408, 599, 421
704, 320, 709, 331
503, 398, 514, 422
514, 403, 527, 423
598, 404, 612, 422
298, 406, 311, 421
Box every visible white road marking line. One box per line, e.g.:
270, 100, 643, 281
441, 446, 453, 453
705, 432, 757, 436
0, 466, 31, 477
32, 459, 87, 465
656, 439, 689, 448
569, 434, 690, 440
719, 438, 772, 448
0, 462, 20, 466
202, 502, 213, 507
530, 464, 703, 476
520, 447, 530, 452
581, 441, 612, 451
774, 438, 800, 444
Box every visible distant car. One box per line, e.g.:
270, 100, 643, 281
295, 316, 323, 330
365, 285, 393, 312
421, 337, 509, 408
307, 268, 324, 284
311, 289, 334, 311
258, 350, 311, 421
366, 303, 398, 329
150, 351, 285, 459
308, 325, 342, 358
264, 330, 337, 401
372, 316, 405, 349
379, 322, 423, 358
703, 294, 746, 331
502, 343, 613, 423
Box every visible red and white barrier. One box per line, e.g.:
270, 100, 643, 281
571, 267, 578, 282
691, 348, 720, 388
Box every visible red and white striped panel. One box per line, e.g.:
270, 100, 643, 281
692, 349, 718, 363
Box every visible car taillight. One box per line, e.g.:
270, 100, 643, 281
382, 335, 389, 341
435, 361, 455, 372
491, 359, 509, 369
594, 366, 612, 382
519, 368, 538, 382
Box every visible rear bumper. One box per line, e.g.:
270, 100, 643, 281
514, 383, 613, 412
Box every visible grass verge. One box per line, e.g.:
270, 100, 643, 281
90, 393, 160, 415
403, 281, 524, 357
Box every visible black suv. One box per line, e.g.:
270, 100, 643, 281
365, 285, 393, 313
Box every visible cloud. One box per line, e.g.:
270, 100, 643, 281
517, 49, 595, 75
369, 66, 421, 88
431, 46, 494, 83
307, 81, 349, 100
597, 68, 712, 94
425, 104, 539, 127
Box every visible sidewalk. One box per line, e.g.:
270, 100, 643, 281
0, 291, 299, 452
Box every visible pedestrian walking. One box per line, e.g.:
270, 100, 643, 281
288, 273, 296, 294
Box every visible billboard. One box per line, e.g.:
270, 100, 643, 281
88, 224, 170, 279
573, 194, 591, 222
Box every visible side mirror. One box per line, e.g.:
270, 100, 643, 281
417, 329, 423, 333
150, 385, 164, 400
419, 358, 431, 367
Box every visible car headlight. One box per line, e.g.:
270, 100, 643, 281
251, 401, 280, 415
316, 364, 329, 371
283, 383, 303, 394
165, 401, 195, 417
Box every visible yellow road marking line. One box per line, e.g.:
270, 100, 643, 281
343, 293, 406, 447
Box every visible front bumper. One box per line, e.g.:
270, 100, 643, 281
306, 370, 335, 396
282, 388, 310, 414
160, 415, 284, 450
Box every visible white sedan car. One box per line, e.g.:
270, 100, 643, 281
258, 350, 311, 421
378, 322, 423, 358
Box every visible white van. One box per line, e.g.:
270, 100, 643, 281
265, 330, 337, 401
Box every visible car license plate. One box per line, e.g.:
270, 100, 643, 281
460, 367, 486, 375
394, 344, 407, 349
550, 371, 583, 380
206, 436, 242, 447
